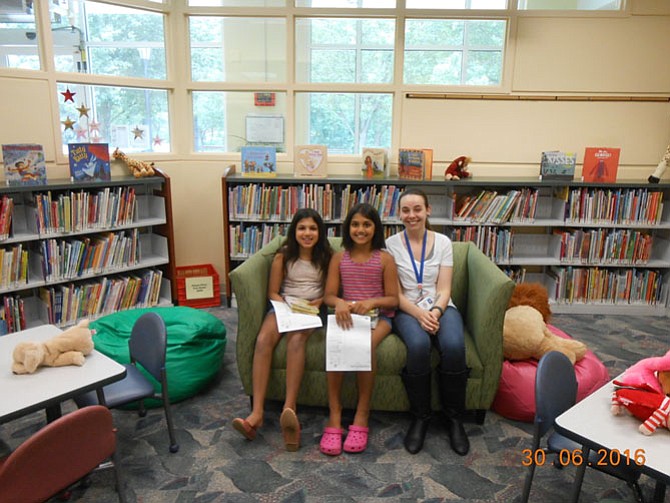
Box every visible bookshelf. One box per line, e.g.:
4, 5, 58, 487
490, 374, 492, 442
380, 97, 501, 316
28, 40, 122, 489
0, 169, 176, 333
221, 172, 670, 316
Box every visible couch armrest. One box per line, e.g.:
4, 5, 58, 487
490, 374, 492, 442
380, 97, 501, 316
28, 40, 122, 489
229, 236, 284, 394
464, 244, 515, 403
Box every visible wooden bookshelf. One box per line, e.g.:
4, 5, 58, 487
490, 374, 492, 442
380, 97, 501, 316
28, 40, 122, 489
0, 172, 176, 333
221, 172, 670, 315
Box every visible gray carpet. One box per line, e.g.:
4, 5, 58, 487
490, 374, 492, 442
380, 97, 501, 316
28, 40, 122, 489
1, 307, 668, 503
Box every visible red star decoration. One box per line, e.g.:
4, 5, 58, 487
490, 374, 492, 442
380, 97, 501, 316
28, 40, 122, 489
153, 135, 163, 146
62, 116, 75, 130
61, 88, 76, 103
132, 126, 144, 139
89, 121, 100, 133
76, 103, 90, 118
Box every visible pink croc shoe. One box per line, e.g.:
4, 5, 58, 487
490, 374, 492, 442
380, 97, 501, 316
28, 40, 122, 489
320, 427, 344, 456
343, 425, 369, 453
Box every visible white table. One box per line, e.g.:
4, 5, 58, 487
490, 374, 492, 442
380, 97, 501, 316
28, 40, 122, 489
0, 325, 126, 424
555, 378, 670, 503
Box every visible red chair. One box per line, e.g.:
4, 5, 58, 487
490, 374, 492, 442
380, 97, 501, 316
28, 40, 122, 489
0, 405, 124, 503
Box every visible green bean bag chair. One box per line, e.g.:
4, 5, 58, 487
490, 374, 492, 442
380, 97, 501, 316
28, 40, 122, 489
91, 306, 227, 407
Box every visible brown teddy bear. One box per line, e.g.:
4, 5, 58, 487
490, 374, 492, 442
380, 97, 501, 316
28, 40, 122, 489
12, 319, 95, 374
508, 282, 552, 323
503, 305, 587, 365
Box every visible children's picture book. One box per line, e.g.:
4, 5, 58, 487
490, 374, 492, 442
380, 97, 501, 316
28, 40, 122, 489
398, 148, 433, 180
2, 144, 47, 186
582, 147, 620, 183
540, 151, 576, 180
361, 148, 388, 179
241, 146, 277, 177
295, 145, 328, 177
68, 143, 111, 182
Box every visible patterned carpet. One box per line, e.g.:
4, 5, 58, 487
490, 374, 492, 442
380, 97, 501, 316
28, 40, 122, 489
1, 308, 668, 503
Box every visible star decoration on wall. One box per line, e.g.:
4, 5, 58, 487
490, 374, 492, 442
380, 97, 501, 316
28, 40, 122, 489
62, 116, 75, 130
75, 126, 88, 139
76, 103, 90, 118
61, 88, 76, 103
89, 121, 100, 133
132, 126, 145, 139
153, 135, 163, 146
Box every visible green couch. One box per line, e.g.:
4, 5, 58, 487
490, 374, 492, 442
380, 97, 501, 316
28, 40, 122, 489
229, 235, 514, 420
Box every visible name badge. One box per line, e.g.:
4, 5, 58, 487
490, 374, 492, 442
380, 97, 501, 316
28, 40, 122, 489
416, 295, 434, 311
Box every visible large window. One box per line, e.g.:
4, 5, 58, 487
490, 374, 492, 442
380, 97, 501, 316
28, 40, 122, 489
0, 1, 627, 157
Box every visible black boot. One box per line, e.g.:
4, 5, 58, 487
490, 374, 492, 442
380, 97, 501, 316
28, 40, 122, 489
437, 367, 470, 456
401, 370, 432, 454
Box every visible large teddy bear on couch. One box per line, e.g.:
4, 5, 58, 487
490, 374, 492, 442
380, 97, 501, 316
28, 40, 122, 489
12, 319, 95, 374
503, 283, 587, 364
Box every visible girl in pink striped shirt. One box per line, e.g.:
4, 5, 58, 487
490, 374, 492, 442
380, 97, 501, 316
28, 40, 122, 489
321, 203, 398, 456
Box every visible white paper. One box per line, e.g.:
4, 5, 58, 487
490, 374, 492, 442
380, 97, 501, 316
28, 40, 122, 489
270, 300, 322, 333
326, 314, 372, 371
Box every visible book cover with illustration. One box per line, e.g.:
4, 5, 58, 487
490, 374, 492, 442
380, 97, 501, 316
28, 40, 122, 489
2, 144, 47, 186
241, 146, 277, 177
68, 143, 111, 182
294, 145, 328, 177
540, 151, 576, 180
398, 148, 433, 180
582, 147, 620, 183
361, 148, 388, 179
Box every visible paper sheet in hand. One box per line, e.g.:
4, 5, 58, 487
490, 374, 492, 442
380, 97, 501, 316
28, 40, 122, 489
326, 314, 371, 371
270, 300, 322, 333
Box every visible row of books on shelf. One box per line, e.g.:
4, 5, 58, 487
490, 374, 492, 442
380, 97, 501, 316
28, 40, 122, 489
39, 268, 163, 326
228, 184, 404, 222
452, 227, 512, 263
0, 295, 26, 335
39, 229, 140, 282
547, 266, 665, 306
454, 189, 538, 223
553, 229, 654, 265
564, 187, 664, 225
32, 187, 137, 236
0, 244, 29, 289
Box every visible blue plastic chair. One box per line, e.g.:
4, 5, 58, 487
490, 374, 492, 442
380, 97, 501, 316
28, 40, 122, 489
521, 351, 642, 503
76, 312, 179, 453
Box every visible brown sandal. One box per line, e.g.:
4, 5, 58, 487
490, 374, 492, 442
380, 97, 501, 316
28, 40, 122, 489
280, 408, 301, 452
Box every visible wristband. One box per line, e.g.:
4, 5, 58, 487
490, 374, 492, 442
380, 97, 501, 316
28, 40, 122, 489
430, 305, 444, 316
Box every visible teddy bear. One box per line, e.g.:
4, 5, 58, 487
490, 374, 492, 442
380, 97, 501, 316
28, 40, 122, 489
611, 349, 670, 435
444, 155, 471, 180
508, 281, 552, 323
11, 319, 95, 374
503, 305, 588, 365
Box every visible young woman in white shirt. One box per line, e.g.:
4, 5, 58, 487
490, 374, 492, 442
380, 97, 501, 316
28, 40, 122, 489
386, 188, 469, 456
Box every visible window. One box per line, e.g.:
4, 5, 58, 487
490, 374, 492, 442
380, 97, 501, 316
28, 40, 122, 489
58, 82, 170, 153
193, 91, 288, 152
190, 17, 286, 82
0, 2, 40, 70
518, 0, 622, 10
404, 18, 506, 85
295, 93, 393, 154
295, 18, 395, 84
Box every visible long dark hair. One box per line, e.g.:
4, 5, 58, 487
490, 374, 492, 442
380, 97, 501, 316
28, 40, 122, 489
280, 208, 332, 282
399, 187, 432, 230
341, 203, 386, 251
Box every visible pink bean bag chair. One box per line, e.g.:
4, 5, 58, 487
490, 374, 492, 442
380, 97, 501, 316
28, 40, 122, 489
492, 324, 609, 422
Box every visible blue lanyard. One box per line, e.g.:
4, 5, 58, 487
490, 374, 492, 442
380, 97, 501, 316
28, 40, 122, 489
403, 230, 427, 291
